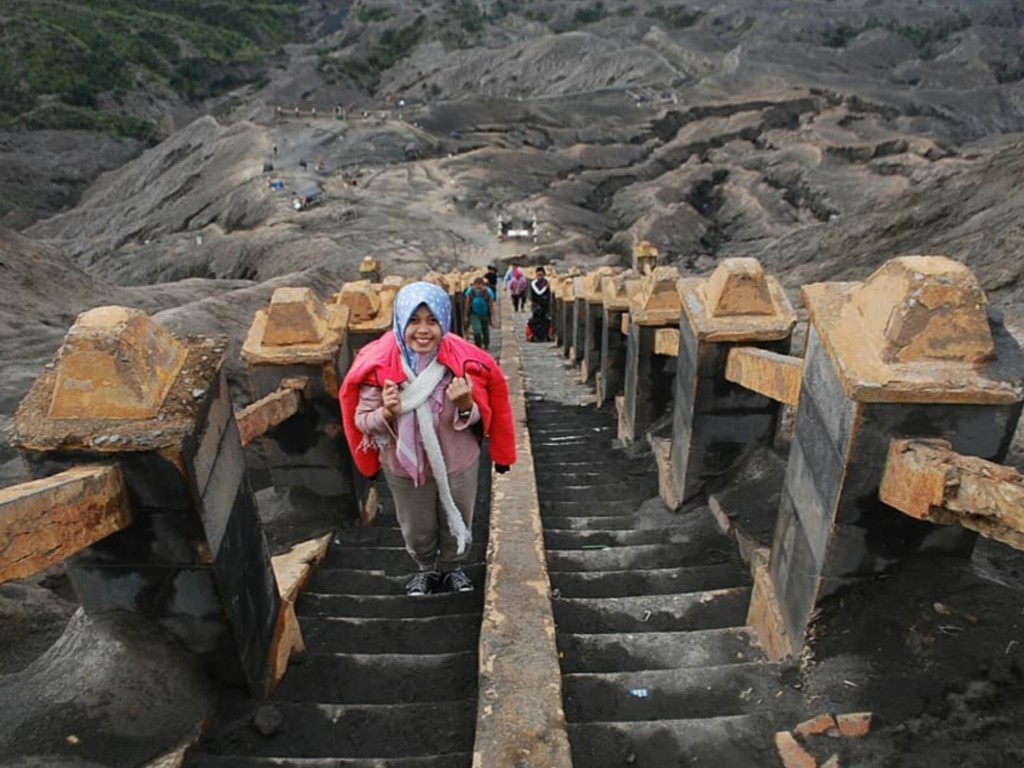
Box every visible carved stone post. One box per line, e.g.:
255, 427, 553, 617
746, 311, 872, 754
617, 267, 682, 444
242, 287, 353, 512
597, 272, 639, 408
578, 268, 615, 384
662, 259, 797, 507
756, 256, 1024, 655
13, 307, 282, 693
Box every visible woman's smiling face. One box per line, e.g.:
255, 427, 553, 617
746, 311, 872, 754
404, 304, 442, 354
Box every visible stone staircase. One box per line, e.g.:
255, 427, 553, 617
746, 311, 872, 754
183, 476, 490, 768
521, 340, 801, 767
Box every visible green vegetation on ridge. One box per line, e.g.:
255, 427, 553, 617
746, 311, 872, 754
0, 0, 304, 137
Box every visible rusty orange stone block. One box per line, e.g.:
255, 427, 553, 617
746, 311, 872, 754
747, 557, 794, 661
602, 271, 641, 311
775, 731, 816, 768
704, 257, 776, 317
794, 713, 838, 738
880, 438, 1024, 549
632, 239, 659, 273
725, 347, 803, 406
835, 712, 872, 738
629, 266, 682, 326
358, 255, 380, 278
49, 306, 187, 421
679, 258, 796, 342
654, 328, 680, 357
263, 287, 328, 346
850, 256, 992, 364
242, 290, 348, 368
338, 279, 382, 325
579, 267, 616, 303
0, 465, 129, 583
802, 256, 1022, 404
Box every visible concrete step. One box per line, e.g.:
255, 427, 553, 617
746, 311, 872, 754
547, 542, 738, 572
544, 527, 703, 550
568, 714, 782, 768
195, 700, 475, 759
557, 628, 765, 673
321, 545, 486, 572
539, 482, 657, 502
534, 468, 655, 484
552, 588, 751, 634
307, 565, 486, 595
301, 614, 480, 654
562, 663, 800, 721
549, 563, 749, 598
541, 515, 639, 531
331, 526, 407, 548
273, 652, 476, 704
297, 590, 483, 619
187, 757, 472, 768
540, 500, 651, 516
529, 423, 614, 437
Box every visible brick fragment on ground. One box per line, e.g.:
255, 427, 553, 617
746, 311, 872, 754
836, 712, 872, 737
822, 754, 841, 768
775, 730, 817, 768
794, 713, 838, 738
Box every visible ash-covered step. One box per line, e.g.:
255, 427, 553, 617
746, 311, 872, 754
273, 651, 476, 704
196, 700, 474, 759
534, 468, 656, 484
297, 590, 483, 619
562, 663, 800, 721
542, 515, 639, 531
541, 500, 654, 517
307, 565, 486, 595
549, 562, 749, 598
547, 541, 737, 572
540, 482, 657, 503
301, 614, 480, 654
544, 527, 696, 550
321, 544, 486, 571
530, 422, 614, 436
568, 715, 782, 768
557, 628, 765, 673
331, 526, 407, 548
552, 588, 751, 634
187, 756, 472, 768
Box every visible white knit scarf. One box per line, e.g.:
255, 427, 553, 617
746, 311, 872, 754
398, 356, 472, 555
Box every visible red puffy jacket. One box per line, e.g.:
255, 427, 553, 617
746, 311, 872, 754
339, 332, 517, 478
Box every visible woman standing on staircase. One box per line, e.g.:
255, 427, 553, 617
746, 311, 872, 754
340, 282, 516, 596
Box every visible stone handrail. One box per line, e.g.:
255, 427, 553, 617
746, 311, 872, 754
880, 438, 1024, 551
0, 465, 129, 584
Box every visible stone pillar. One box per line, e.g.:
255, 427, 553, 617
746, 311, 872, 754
337, 279, 393, 353
241, 287, 354, 511
766, 256, 1024, 651
617, 267, 682, 444
558, 277, 576, 358
358, 255, 381, 283
597, 272, 639, 408
633, 239, 659, 275
664, 259, 797, 507
578, 269, 614, 384
569, 276, 587, 369
13, 307, 281, 693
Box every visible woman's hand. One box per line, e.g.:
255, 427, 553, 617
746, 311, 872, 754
446, 376, 474, 411
382, 379, 402, 421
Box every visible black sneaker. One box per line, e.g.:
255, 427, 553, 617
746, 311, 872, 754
406, 570, 438, 596
443, 568, 473, 593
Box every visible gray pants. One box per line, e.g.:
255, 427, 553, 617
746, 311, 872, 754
384, 464, 479, 571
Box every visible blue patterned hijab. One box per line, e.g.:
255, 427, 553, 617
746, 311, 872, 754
393, 281, 452, 369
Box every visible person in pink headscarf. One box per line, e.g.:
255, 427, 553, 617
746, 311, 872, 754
339, 281, 516, 596
507, 265, 528, 312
